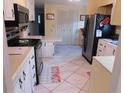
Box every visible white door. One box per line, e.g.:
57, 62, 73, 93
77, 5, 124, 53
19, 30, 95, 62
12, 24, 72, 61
56, 9, 79, 45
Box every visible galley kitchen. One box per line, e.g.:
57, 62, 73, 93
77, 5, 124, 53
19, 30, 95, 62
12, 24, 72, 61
3, 0, 121, 93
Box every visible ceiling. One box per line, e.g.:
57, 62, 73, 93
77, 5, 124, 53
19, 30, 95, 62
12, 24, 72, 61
35, 0, 88, 8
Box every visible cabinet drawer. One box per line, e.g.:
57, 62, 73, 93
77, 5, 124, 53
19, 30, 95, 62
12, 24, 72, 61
97, 49, 103, 56
98, 40, 107, 49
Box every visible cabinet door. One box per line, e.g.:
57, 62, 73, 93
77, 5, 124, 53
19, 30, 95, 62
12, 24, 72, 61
98, 0, 113, 6
104, 43, 117, 56
89, 60, 111, 93
46, 42, 54, 57
111, 0, 121, 25
23, 62, 32, 93
14, 72, 24, 93
42, 42, 54, 57
26, 0, 35, 21
29, 53, 36, 93
3, 0, 15, 20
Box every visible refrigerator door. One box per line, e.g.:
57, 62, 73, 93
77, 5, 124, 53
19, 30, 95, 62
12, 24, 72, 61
95, 14, 115, 38
85, 15, 96, 63
82, 15, 89, 53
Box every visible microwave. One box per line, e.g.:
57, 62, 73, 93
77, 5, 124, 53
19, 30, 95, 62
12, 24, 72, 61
5, 3, 29, 27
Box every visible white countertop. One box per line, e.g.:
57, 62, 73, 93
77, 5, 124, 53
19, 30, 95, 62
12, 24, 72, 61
8, 47, 33, 81
20, 35, 62, 42
101, 39, 118, 47
93, 56, 115, 73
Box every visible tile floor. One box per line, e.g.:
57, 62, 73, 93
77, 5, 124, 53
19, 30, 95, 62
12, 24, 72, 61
34, 45, 91, 93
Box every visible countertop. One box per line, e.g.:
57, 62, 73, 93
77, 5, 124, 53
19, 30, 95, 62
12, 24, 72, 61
20, 35, 62, 42
8, 47, 33, 81
101, 39, 118, 46
93, 56, 115, 73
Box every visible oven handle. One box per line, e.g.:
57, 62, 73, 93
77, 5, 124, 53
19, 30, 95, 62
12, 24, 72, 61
37, 42, 42, 49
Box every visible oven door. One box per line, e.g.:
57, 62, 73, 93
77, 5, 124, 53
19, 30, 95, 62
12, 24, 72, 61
35, 41, 43, 75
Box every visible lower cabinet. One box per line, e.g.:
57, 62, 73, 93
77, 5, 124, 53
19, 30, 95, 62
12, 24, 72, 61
97, 39, 118, 56
89, 60, 111, 93
42, 41, 55, 57
23, 61, 32, 93
29, 52, 36, 93
14, 72, 24, 93
13, 48, 36, 93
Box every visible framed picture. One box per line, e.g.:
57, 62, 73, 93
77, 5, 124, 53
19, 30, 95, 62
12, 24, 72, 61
46, 13, 55, 20
80, 15, 85, 21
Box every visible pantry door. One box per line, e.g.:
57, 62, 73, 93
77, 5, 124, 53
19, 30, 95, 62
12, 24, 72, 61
56, 9, 79, 45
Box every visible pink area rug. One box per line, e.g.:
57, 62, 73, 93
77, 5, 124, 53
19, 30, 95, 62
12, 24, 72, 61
40, 66, 61, 84
51, 66, 61, 83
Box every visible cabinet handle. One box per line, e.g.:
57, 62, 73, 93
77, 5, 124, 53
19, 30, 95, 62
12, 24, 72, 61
23, 71, 26, 76
19, 78, 23, 84
20, 84, 22, 89
29, 60, 31, 64
31, 56, 34, 59
100, 43, 103, 46
19, 78, 22, 89
113, 49, 115, 55
33, 74, 36, 78
98, 49, 102, 52
44, 42, 46, 46
12, 9, 14, 18
32, 65, 35, 69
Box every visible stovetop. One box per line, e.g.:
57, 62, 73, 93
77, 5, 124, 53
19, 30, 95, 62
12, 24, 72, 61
8, 38, 40, 46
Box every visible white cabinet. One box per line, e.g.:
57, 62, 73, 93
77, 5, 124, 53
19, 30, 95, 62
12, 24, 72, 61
42, 41, 55, 57
111, 0, 121, 25
13, 48, 36, 93
23, 61, 32, 93
29, 51, 36, 93
89, 59, 111, 93
26, 0, 35, 21
97, 39, 118, 56
14, 61, 32, 93
103, 43, 117, 55
3, 0, 15, 20
14, 72, 24, 93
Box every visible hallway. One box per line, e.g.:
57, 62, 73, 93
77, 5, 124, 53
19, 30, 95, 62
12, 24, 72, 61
35, 45, 91, 93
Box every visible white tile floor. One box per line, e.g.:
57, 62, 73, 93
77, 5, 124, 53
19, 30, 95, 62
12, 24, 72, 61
34, 45, 91, 93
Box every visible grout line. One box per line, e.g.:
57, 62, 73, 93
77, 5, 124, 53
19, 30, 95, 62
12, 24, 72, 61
65, 80, 81, 90
80, 79, 90, 92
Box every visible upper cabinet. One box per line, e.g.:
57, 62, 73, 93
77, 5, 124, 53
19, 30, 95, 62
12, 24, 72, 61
4, 0, 35, 21
87, 0, 98, 14
26, 0, 35, 21
87, 0, 121, 26
98, 0, 114, 7
3, 0, 15, 20
111, 0, 121, 25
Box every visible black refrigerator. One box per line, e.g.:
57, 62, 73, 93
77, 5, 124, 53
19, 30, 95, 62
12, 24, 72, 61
82, 14, 115, 64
